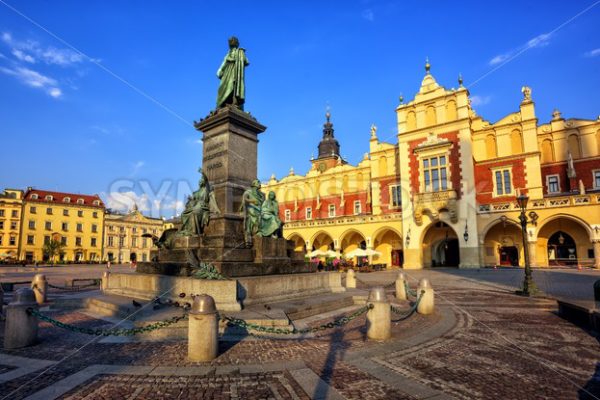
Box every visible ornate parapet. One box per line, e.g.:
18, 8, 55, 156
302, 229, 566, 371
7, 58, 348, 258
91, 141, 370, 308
414, 189, 458, 225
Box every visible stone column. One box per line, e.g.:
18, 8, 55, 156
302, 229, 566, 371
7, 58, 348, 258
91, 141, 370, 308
346, 269, 356, 289
366, 287, 391, 340
31, 274, 47, 305
594, 240, 600, 269
101, 271, 110, 292
528, 241, 537, 268
4, 288, 38, 349
417, 278, 435, 315
188, 294, 219, 362
395, 272, 407, 300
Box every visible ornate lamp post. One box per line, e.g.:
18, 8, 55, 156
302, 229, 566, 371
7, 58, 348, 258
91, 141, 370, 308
517, 194, 536, 296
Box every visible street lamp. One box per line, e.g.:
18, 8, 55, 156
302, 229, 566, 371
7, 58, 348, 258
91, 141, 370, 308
517, 194, 536, 296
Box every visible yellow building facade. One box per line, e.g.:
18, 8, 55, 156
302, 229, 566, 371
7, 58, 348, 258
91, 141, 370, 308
103, 204, 164, 263
0, 189, 24, 261
19, 188, 105, 262
264, 62, 600, 269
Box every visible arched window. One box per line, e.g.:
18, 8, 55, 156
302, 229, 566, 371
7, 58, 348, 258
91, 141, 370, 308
541, 139, 554, 163
446, 100, 457, 121
425, 105, 436, 126
77, 198, 84, 205
485, 134, 497, 158
406, 111, 416, 130
63, 197, 71, 203
379, 156, 388, 176
568, 134, 581, 158
510, 129, 523, 153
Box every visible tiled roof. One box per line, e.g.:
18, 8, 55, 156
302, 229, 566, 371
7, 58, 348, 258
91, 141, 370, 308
24, 189, 105, 208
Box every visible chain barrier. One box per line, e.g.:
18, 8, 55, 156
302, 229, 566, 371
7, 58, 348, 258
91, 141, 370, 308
355, 276, 395, 289
27, 308, 187, 336
47, 281, 100, 291
221, 304, 373, 337
404, 281, 418, 297
390, 290, 425, 322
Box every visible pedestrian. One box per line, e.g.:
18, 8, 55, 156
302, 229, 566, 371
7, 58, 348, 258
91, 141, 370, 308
107, 260, 111, 270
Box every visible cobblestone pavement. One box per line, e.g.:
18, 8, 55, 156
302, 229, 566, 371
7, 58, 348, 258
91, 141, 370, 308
1, 273, 600, 399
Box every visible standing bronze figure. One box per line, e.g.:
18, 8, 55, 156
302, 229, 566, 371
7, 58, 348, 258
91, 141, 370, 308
216, 36, 249, 110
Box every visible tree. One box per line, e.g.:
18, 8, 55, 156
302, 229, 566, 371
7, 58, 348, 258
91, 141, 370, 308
42, 239, 65, 265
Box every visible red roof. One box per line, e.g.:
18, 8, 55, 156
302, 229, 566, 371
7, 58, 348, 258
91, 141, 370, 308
24, 189, 105, 208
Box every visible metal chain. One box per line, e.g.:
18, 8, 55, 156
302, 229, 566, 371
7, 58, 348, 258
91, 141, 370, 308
221, 304, 373, 336
47, 281, 100, 291
27, 308, 187, 336
404, 281, 418, 297
390, 290, 425, 322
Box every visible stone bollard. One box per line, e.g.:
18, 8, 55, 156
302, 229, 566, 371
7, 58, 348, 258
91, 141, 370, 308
101, 271, 110, 292
31, 274, 47, 305
395, 272, 407, 301
4, 288, 38, 349
416, 278, 435, 315
188, 294, 219, 362
366, 287, 391, 341
346, 268, 356, 289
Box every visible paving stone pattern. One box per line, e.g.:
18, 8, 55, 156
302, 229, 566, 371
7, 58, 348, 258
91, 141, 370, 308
1, 274, 600, 399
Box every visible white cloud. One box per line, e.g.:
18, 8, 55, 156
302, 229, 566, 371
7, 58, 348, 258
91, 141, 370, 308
489, 32, 552, 66
129, 160, 145, 177
584, 48, 600, 57
105, 191, 151, 213
11, 49, 35, 63
2, 31, 85, 67
0, 66, 62, 98
470, 95, 491, 106
362, 9, 374, 22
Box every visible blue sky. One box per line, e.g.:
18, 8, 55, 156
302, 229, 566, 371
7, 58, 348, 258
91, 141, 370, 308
1, 1, 599, 217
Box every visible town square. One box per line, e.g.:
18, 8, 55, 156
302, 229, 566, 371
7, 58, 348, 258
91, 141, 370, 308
1, 1, 600, 399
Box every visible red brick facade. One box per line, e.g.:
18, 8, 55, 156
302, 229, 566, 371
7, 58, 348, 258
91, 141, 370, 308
278, 191, 371, 222
474, 158, 527, 204
540, 158, 600, 194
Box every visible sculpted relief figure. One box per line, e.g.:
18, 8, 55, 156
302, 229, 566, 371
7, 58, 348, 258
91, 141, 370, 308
240, 179, 265, 246
179, 171, 219, 236
259, 191, 283, 238
216, 36, 249, 110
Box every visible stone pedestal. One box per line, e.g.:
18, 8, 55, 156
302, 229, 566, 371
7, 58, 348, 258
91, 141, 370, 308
4, 288, 38, 349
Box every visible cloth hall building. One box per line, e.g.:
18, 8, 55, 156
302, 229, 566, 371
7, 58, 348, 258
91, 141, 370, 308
263, 62, 600, 269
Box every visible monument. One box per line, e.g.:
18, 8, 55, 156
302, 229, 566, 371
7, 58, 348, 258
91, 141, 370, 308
137, 36, 309, 278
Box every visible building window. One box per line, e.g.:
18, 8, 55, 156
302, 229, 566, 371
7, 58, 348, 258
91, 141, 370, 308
108, 236, 114, 247
10, 221, 17, 230
92, 211, 98, 218
354, 200, 361, 215
547, 175, 560, 194
119, 226, 125, 233
0, 236, 3, 245
328, 204, 336, 218
78, 210, 83, 217
76, 223, 83, 232
91, 224, 98, 233
132, 227, 137, 234
28, 220, 36, 230
11, 210, 18, 218
77, 199, 84, 205
0, 210, 4, 217
142, 238, 147, 248
91, 237, 97, 247
494, 168, 513, 196
9, 236, 16, 246
63, 197, 70, 203
594, 170, 600, 189
45, 221, 52, 230
62, 222, 68, 231
61, 236, 67, 245
44, 235, 50, 244
132, 237, 137, 247
305, 207, 312, 220
390, 185, 402, 208
109, 225, 114, 231
0, 221, 3, 229
75, 237, 82, 246
30, 206, 36, 214
93, 200, 100, 206
423, 155, 448, 192
31, 194, 38, 200
46, 207, 53, 215
27, 235, 34, 245
63, 209, 69, 216
284, 209, 291, 222
45, 195, 53, 201
119, 236, 125, 247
